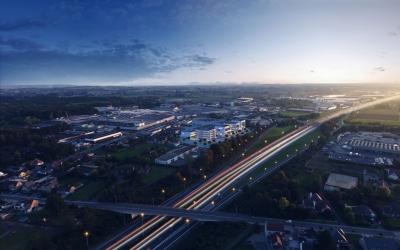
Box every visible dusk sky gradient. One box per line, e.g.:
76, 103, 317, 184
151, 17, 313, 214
1, 0, 399, 86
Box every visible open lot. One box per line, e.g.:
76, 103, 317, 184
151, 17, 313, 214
144, 165, 177, 184
68, 181, 105, 200
93, 143, 158, 160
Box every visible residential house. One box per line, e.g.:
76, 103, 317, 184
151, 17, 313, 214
265, 221, 285, 237
375, 180, 389, 188
270, 233, 284, 250
115, 166, 135, 176
19, 170, 32, 179
302, 193, 330, 212
383, 202, 400, 218
4, 180, 23, 191
50, 160, 64, 169
35, 168, 53, 175
300, 242, 315, 250
331, 229, 348, 246
29, 158, 44, 166
139, 165, 151, 175
80, 164, 98, 176
57, 182, 82, 196
38, 178, 58, 193
387, 169, 400, 180
352, 205, 376, 220
359, 237, 397, 250
21, 181, 37, 193
13, 199, 39, 213
298, 227, 319, 243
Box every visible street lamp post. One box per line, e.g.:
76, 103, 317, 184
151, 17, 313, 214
84, 231, 89, 249
162, 189, 165, 202
186, 218, 190, 231
203, 175, 207, 183
183, 177, 186, 189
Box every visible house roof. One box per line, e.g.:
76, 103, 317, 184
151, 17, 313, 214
363, 237, 397, 250
24, 180, 36, 188
388, 168, 400, 178
270, 233, 283, 246
266, 221, 284, 232
352, 205, 375, 216
300, 242, 315, 250
331, 229, 347, 243
383, 202, 400, 216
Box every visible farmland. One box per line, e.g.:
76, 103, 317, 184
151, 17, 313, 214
353, 108, 399, 121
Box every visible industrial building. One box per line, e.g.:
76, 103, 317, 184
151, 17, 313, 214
346, 132, 400, 156
84, 131, 122, 143
155, 145, 199, 165
324, 173, 358, 191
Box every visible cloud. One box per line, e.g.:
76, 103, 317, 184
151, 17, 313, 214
191, 54, 216, 65
0, 17, 54, 31
375, 67, 385, 72
388, 31, 397, 36
226, 71, 232, 73
2, 38, 217, 85
0, 37, 44, 50
310, 70, 314, 73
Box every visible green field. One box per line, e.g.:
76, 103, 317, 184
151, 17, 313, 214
280, 111, 311, 117
346, 118, 400, 125
144, 166, 177, 184
68, 181, 105, 200
58, 176, 86, 186
237, 127, 323, 187
0, 229, 40, 250
346, 234, 363, 250
93, 143, 157, 160
0, 228, 6, 236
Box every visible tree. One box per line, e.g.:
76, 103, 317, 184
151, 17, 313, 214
323, 208, 332, 219
315, 230, 337, 250
345, 212, 355, 225
279, 197, 289, 210
376, 186, 390, 198
89, 169, 99, 179
45, 194, 68, 215
393, 185, 400, 196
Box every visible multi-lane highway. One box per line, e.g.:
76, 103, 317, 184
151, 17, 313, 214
107, 94, 400, 250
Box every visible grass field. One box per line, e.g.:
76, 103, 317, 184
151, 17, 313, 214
280, 111, 311, 117
236, 127, 323, 187
0, 228, 6, 236
346, 233, 363, 250
144, 166, 177, 183
388, 218, 400, 227
346, 118, 400, 125
68, 181, 105, 200
58, 176, 86, 186
0, 229, 40, 250
93, 143, 156, 160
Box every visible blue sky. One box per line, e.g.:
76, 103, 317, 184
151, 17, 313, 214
1, 0, 399, 85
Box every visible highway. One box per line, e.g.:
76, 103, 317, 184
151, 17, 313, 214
110, 94, 400, 250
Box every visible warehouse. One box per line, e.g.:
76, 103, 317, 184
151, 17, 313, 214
84, 131, 122, 143
155, 145, 199, 165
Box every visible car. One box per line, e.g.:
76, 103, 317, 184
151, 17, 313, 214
285, 220, 292, 223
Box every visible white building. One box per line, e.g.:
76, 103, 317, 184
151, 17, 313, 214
155, 145, 199, 165
181, 130, 196, 138
195, 125, 216, 140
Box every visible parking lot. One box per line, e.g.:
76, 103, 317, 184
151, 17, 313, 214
327, 132, 400, 166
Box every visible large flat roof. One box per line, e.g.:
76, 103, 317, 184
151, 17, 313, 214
325, 173, 358, 190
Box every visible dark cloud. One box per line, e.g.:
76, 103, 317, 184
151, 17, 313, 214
191, 54, 216, 65
388, 31, 397, 36
0, 37, 44, 50
0, 17, 54, 31
2, 38, 217, 85
375, 67, 385, 72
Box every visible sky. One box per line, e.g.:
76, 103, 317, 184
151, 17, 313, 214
1, 0, 399, 86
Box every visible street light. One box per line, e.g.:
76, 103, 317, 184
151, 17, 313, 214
162, 189, 165, 202
186, 218, 190, 231
84, 231, 89, 249
249, 176, 252, 181
141, 213, 145, 237
183, 177, 186, 189
264, 167, 267, 171
211, 201, 215, 206
264, 140, 267, 144
232, 187, 236, 192
203, 175, 207, 182
275, 161, 277, 164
